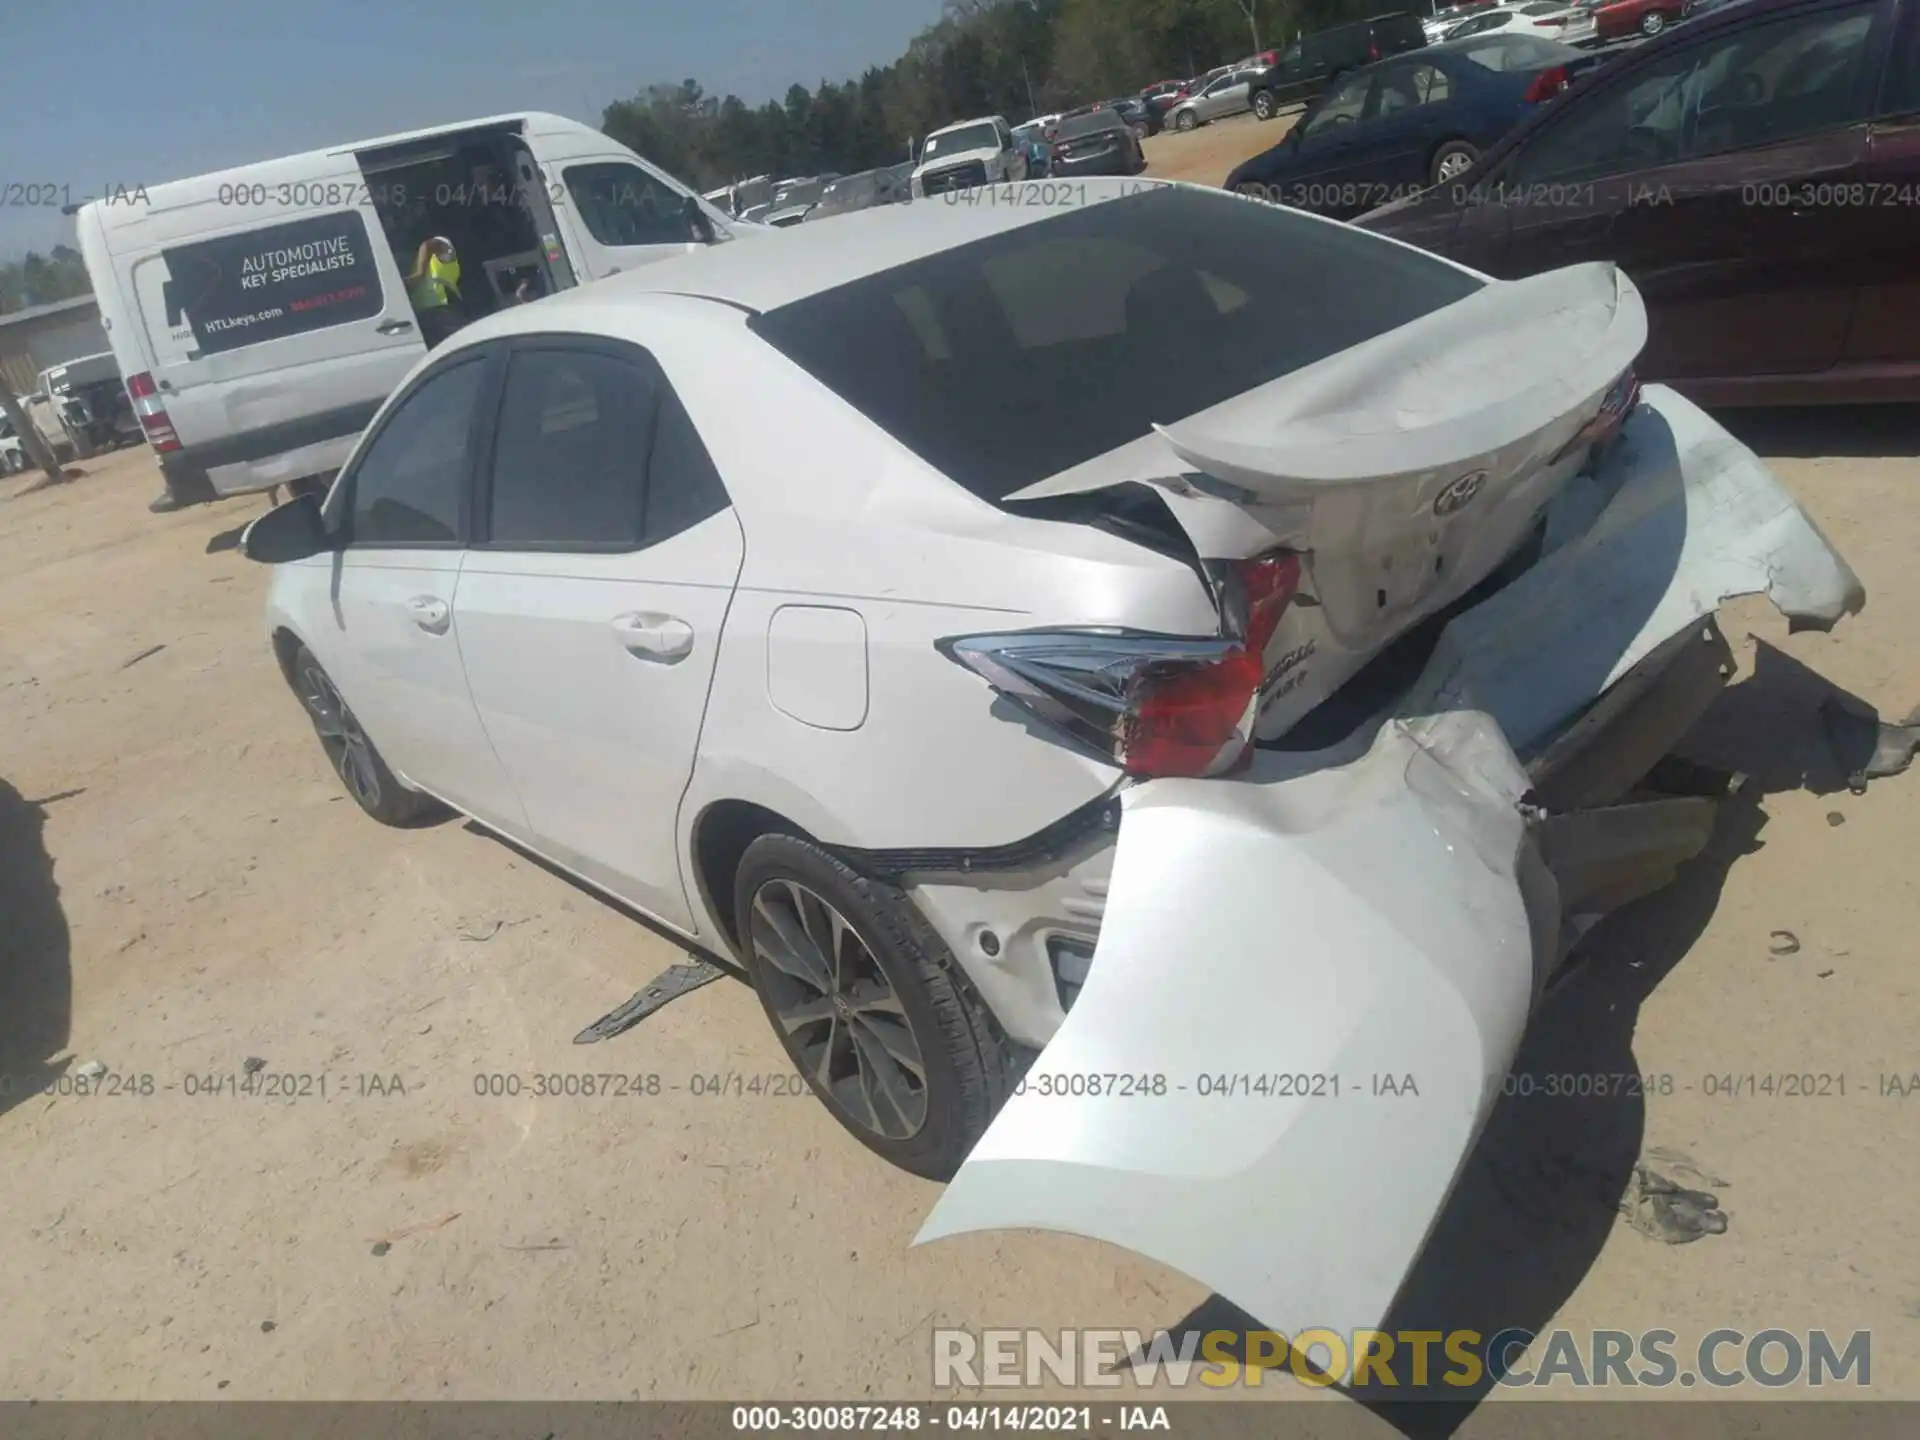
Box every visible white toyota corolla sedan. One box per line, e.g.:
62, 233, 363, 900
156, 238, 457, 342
243, 178, 1861, 1340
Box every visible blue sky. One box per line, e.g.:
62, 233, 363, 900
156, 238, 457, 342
2, 0, 947, 261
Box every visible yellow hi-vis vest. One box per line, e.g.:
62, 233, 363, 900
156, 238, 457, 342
409, 253, 462, 311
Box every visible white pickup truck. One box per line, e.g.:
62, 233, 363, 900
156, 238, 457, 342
910, 115, 1029, 198
22, 352, 141, 460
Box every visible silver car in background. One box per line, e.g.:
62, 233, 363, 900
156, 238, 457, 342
1166, 65, 1261, 130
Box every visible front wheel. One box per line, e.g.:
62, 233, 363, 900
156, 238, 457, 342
1252, 90, 1277, 121
1640, 9, 1667, 33
735, 833, 1022, 1180
290, 644, 437, 826
1175, 110, 1198, 131
1431, 140, 1481, 185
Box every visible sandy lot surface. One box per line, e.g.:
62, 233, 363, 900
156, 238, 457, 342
3, 122, 1917, 1421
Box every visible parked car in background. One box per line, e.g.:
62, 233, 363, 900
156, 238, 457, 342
1167, 66, 1262, 128
22, 353, 140, 459
1011, 123, 1053, 176
1358, 0, 1920, 405
1103, 94, 1164, 137
809, 164, 916, 221
0, 417, 28, 475
1228, 34, 1609, 214
1045, 109, 1148, 176
237, 175, 1860, 1347
1425, 0, 1501, 39
911, 115, 1029, 196
1247, 12, 1430, 119
1594, 0, 1690, 36
1557, 0, 1609, 43
1141, 78, 1191, 110
1443, 1, 1585, 39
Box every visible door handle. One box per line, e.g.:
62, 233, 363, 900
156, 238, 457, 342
377, 318, 416, 335
407, 595, 451, 634
611, 611, 695, 662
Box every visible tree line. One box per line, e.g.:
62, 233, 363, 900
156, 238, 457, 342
601, 0, 1390, 190
0, 246, 92, 314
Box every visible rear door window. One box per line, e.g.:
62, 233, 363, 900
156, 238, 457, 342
486, 346, 656, 549
749, 184, 1482, 502
347, 357, 488, 547
483, 342, 730, 550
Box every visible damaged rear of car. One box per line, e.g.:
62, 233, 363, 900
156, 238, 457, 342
716, 183, 1863, 1340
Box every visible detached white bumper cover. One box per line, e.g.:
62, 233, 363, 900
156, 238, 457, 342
915, 385, 1862, 1338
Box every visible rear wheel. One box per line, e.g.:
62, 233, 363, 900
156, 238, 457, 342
1640, 9, 1667, 33
1431, 140, 1481, 185
290, 644, 436, 826
1252, 90, 1278, 120
734, 833, 1022, 1180
1175, 109, 1198, 131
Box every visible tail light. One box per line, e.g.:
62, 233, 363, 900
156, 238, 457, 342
939, 552, 1305, 779
1521, 65, 1572, 102
1369, 40, 1381, 60
125, 371, 181, 453
1551, 367, 1640, 465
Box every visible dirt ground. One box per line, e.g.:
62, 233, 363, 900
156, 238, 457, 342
3, 122, 1918, 1419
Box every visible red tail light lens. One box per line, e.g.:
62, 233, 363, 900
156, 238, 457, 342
1522, 65, 1571, 102
940, 552, 1306, 779
1369, 40, 1381, 59
126, 371, 182, 453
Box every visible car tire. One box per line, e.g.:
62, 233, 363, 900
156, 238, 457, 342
1252, 91, 1277, 120
734, 833, 1024, 1181
1640, 9, 1667, 33
1, 450, 22, 476
1430, 140, 1481, 185
289, 644, 438, 827
1175, 110, 1198, 131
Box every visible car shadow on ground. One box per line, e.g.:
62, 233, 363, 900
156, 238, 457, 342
0, 781, 75, 1122
1716, 403, 1920, 460
1144, 643, 1876, 1431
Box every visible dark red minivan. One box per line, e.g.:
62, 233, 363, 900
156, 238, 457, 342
1358, 0, 1920, 404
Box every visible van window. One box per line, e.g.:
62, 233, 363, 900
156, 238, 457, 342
563, 162, 693, 247
349, 358, 487, 546
146, 212, 385, 358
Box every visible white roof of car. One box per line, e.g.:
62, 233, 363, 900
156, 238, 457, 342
925, 114, 1008, 139
556, 176, 1176, 315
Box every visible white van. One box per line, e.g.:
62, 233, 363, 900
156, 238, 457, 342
75, 111, 759, 511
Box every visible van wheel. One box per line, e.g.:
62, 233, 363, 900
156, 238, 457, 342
1431, 140, 1481, 185
1640, 9, 1667, 32
734, 833, 1024, 1181
1175, 110, 1199, 131
290, 644, 437, 827
1253, 91, 1277, 120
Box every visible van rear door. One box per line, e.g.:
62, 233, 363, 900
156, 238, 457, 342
124, 154, 425, 497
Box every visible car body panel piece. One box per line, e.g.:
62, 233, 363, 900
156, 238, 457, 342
917, 380, 1862, 1338
916, 708, 1549, 1342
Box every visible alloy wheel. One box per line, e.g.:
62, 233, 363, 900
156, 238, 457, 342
1641, 11, 1666, 32
1437, 150, 1475, 181
749, 877, 928, 1140
298, 660, 382, 809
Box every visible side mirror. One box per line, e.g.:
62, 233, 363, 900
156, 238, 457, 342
240, 492, 330, 564
683, 194, 717, 244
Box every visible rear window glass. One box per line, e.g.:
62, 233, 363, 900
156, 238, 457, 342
1057, 111, 1128, 138
750, 185, 1483, 502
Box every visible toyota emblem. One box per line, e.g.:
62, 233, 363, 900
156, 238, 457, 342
1434, 470, 1488, 517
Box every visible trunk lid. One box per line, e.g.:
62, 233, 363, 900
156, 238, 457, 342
1006, 261, 1647, 737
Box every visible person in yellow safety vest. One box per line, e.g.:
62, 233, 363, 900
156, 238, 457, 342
406, 236, 465, 347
